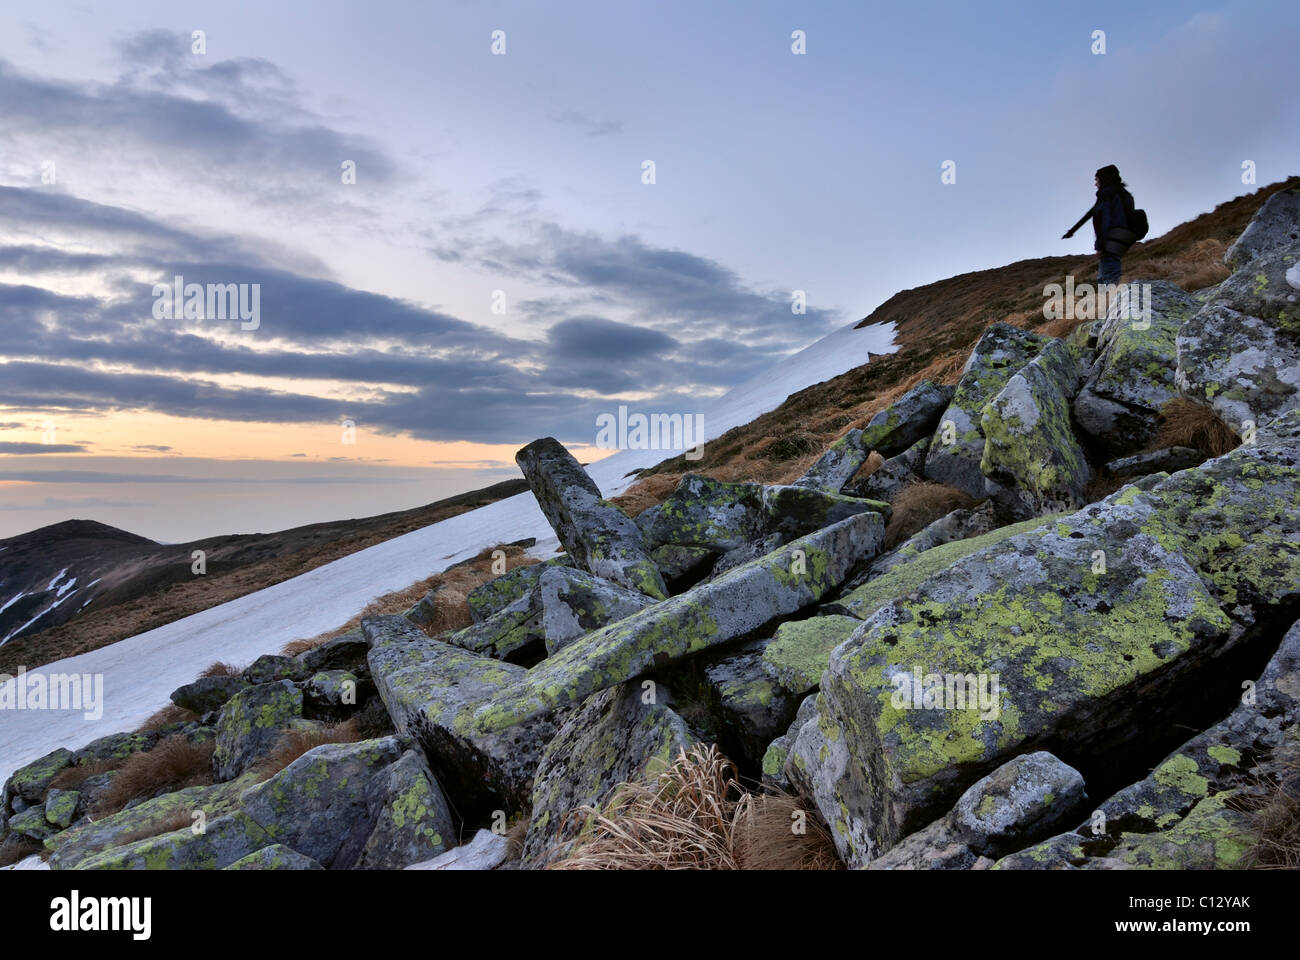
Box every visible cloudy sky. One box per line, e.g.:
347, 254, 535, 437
1, 0, 1297, 541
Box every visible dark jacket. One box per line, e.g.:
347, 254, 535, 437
1092, 185, 1133, 253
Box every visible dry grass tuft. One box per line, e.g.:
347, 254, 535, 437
1237, 748, 1300, 870
1155, 397, 1240, 458
93, 735, 215, 817
134, 703, 199, 734
198, 661, 242, 679
0, 835, 45, 867
250, 719, 362, 780
49, 756, 119, 792
548, 744, 840, 870
609, 472, 681, 518
884, 482, 975, 548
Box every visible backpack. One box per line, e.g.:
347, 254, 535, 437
1103, 191, 1149, 254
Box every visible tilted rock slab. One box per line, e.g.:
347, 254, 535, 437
211, 680, 304, 782
980, 338, 1092, 518
761, 484, 890, 540
516, 438, 666, 600
923, 323, 1046, 498
644, 473, 767, 551
1074, 281, 1200, 453
1224, 185, 1300, 270
789, 409, 1300, 866
472, 511, 885, 734
363, 615, 556, 813
849, 435, 929, 502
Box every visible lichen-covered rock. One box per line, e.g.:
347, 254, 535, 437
923, 323, 1046, 498
296, 631, 369, 673
762, 615, 861, 694
224, 844, 324, 870
516, 438, 667, 600
794, 428, 869, 493
709, 532, 785, 580
472, 511, 885, 735
242, 654, 308, 685
761, 695, 818, 793
44, 789, 79, 829
353, 748, 456, 869
9, 806, 57, 842
537, 566, 657, 656
703, 641, 801, 765
862, 380, 956, 458
8, 748, 72, 803
1074, 281, 1199, 453
849, 436, 929, 502
363, 615, 556, 813
761, 484, 890, 540
1224, 186, 1300, 270
443, 591, 544, 661
867, 752, 1087, 869
1085, 791, 1254, 869
791, 412, 1300, 867
74, 811, 270, 871
863, 501, 1002, 581
47, 774, 258, 869
170, 676, 249, 714
789, 499, 1233, 867
645, 473, 767, 551
523, 683, 693, 866
465, 558, 563, 624
981, 338, 1092, 517
211, 680, 304, 782
1104, 446, 1203, 479
240, 737, 404, 869
70, 730, 165, 768
1176, 301, 1300, 436
304, 670, 360, 709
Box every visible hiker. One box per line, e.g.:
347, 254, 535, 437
1062, 164, 1141, 285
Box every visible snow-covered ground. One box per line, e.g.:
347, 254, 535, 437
0, 319, 893, 784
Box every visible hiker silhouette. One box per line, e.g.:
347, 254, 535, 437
1062, 165, 1140, 285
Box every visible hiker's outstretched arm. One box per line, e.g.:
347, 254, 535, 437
1063, 206, 1095, 239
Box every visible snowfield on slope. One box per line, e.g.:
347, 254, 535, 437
0, 319, 893, 784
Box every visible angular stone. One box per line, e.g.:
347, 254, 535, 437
864, 501, 1002, 581
70, 730, 165, 768
74, 810, 270, 870
981, 338, 1092, 517
1224, 186, 1300, 270
859, 380, 955, 458
1104, 446, 1202, 479
523, 683, 693, 866
304, 670, 360, 709
211, 680, 304, 782
472, 511, 886, 735
224, 844, 324, 870
762, 615, 862, 694
704, 642, 800, 765
363, 615, 556, 813
923, 323, 1046, 498
761, 695, 818, 793
8, 748, 72, 803
354, 748, 457, 869
242, 654, 309, 685
297, 632, 370, 673
44, 789, 79, 829
8, 806, 56, 842
240, 737, 405, 869
645, 473, 767, 551
848, 435, 930, 503
516, 438, 667, 599
170, 676, 249, 714
466, 558, 563, 624
406, 829, 510, 870
790, 498, 1234, 867
649, 543, 718, 583
536, 566, 657, 656
443, 591, 544, 661
761, 484, 890, 540
794, 428, 868, 493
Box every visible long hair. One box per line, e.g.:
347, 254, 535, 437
1095, 164, 1125, 189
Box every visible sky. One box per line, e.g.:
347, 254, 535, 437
0, 0, 1297, 542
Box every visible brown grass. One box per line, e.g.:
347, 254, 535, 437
1155, 397, 1240, 458
0, 835, 44, 868
135, 703, 200, 734
250, 719, 362, 780
281, 543, 539, 651
93, 735, 215, 817
198, 661, 242, 679
48, 756, 119, 792
547, 744, 841, 870
609, 472, 681, 518
1237, 748, 1300, 870
884, 482, 975, 549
